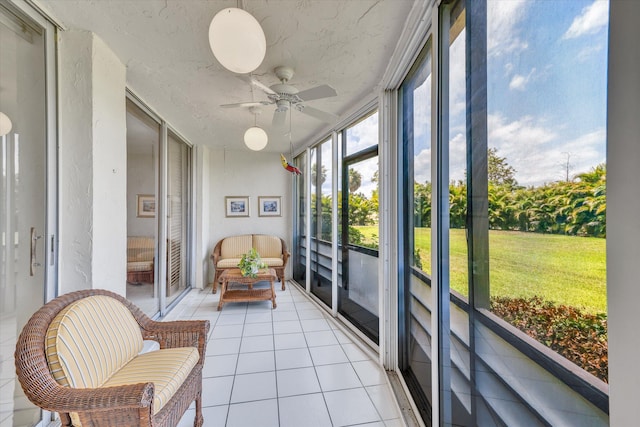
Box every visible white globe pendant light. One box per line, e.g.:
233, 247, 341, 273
244, 126, 268, 151
0, 112, 12, 137
208, 7, 266, 74
244, 106, 268, 151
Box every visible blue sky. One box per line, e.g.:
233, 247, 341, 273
332, 0, 609, 193
448, 0, 609, 186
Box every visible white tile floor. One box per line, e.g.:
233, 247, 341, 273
167, 281, 405, 427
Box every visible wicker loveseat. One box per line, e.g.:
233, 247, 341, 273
127, 236, 155, 284
15, 289, 209, 427
211, 234, 289, 292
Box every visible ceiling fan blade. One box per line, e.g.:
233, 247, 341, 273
296, 84, 337, 102
298, 105, 339, 123
272, 109, 287, 128
235, 74, 278, 97
220, 101, 271, 108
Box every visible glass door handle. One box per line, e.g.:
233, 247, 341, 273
30, 227, 42, 276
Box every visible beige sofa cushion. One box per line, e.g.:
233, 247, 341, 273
221, 235, 252, 259
127, 236, 155, 262
127, 261, 154, 272
45, 295, 143, 389
103, 347, 199, 414
217, 258, 242, 268
253, 235, 283, 259
261, 257, 284, 267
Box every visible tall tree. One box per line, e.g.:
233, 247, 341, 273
349, 169, 362, 193
488, 147, 517, 187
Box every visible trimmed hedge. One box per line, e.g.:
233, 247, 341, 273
491, 296, 608, 383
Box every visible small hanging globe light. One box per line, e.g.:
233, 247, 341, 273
0, 112, 12, 137
244, 126, 268, 151
208, 8, 266, 74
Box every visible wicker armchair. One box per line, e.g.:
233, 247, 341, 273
14, 289, 209, 427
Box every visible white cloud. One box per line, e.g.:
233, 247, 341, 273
414, 148, 432, 184
504, 62, 514, 76
487, 0, 529, 57
487, 114, 605, 186
576, 43, 604, 62
449, 132, 467, 183
509, 73, 529, 91
563, 1, 609, 40
488, 113, 558, 186
413, 76, 432, 140
345, 111, 378, 156
508, 66, 552, 91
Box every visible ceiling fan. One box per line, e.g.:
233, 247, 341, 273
220, 66, 338, 127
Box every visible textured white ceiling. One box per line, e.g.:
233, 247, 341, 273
42, 0, 415, 153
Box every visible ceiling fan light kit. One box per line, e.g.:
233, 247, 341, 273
208, 7, 266, 74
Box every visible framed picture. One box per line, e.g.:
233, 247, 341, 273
137, 194, 156, 218
225, 196, 250, 217
258, 196, 281, 217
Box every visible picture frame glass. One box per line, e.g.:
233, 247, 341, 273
137, 194, 155, 218
225, 196, 250, 217
258, 196, 281, 217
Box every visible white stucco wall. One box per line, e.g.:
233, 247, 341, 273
607, 1, 640, 424
58, 30, 127, 295
207, 149, 292, 283
195, 145, 210, 289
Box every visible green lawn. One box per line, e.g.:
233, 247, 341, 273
354, 226, 607, 313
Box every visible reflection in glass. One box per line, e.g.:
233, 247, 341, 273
0, 7, 47, 425
126, 99, 160, 316
166, 130, 192, 307
292, 152, 307, 283
339, 154, 379, 343
310, 140, 333, 306
399, 39, 434, 423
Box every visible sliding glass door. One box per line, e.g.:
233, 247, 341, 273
310, 139, 333, 306
126, 97, 193, 317
339, 112, 380, 343
0, 1, 56, 425
165, 130, 191, 308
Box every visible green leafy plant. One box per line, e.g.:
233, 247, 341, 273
237, 248, 267, 278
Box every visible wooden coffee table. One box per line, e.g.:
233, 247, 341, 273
217, 268, 277, 311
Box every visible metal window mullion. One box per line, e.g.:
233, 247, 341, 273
305, 147, 311, 293
158, 122, 168, 315
465, 0, 489, 420
380, 89, 398, 369
433, 3, 452, 426
331, 131, 338, 316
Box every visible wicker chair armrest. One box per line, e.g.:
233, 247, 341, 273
142, 319, 210, 361
212, 239, 224, 266
281, 238, 290, 266
33, 381, 155, 415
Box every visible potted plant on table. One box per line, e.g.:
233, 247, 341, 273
238, 248, 267, 278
